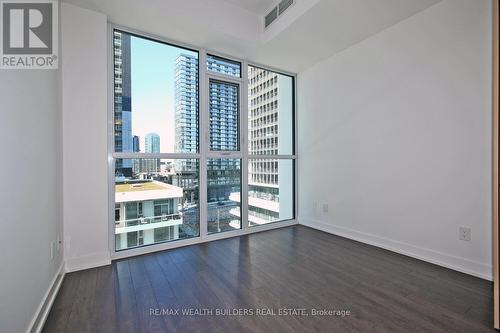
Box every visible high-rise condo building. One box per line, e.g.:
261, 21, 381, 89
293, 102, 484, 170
174, 54, 199, 188
206, 55, 241, 77
113, 31, 133, 177
141, 133, 160, 174
145, 133, 160, 153
133, 135, 140, 152
207, 78, 240, 203
132, 135, 140, 174
175, 54, 241, 232
247, 66, 293, 225
174, 54, 198, 155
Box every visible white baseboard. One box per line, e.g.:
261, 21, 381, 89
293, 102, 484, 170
27, 262, 65, 333
299, 217, 493, 281
65, 251, 111, 272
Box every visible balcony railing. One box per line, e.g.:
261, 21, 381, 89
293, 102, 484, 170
115, 213, 183, 234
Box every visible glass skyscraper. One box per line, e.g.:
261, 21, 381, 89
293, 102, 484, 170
132, 135, 140, 152
174, 54, 199, 201
113, 31, 133, 177
145, 133, 160, 153
175, 54, 199, 155
142, 133, 160, 174
175, 54, 241, 203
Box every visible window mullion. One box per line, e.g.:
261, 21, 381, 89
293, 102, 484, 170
112, 153, 201, 159
199, 49, 209, 240
241, 60, 249, 232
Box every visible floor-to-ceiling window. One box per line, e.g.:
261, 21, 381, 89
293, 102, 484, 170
248, 66, 295, 226
111, 28, 295, 253
112, 30, 200, 251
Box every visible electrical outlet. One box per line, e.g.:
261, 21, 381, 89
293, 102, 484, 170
459, 227, 471, 241
56, 234, 61, 252
322, 203, 329, 213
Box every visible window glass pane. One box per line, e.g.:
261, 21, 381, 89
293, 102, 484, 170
113, 30, 199, 171
114, 158, 199, 251
206, 54, 241, 77
209, 80, 239, 151
248, 159, 293, 226
207, 159, 241, 234
248, 66, 293, 155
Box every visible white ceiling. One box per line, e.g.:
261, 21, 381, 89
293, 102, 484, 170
62, 0, 442, 73
256, 0, 442, 71
222, 0, 275, 15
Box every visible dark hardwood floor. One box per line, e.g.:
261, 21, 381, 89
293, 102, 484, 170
43, 225, 495, 333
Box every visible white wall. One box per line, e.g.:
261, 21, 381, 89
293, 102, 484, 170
0, 52, 63, 332
61, 3, 110, 272
298, 0, 493, 279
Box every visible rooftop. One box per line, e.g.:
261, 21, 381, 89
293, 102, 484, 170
115, 180, 183, 203
116, 181, 167, 192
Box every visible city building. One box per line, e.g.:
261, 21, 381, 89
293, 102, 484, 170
133, 135, 140, 152
113, 30, 133, 177
208, 80, 239, 151
145, 132, 160, 153
246, 66, 293, 225
173, 54, 199, 202
174, 54, 198, 155
206, 54, 241, 77
176, 54, 242, 232
114, 180, 183, 250
207, 78, 241, 229
132, 135, 140, 174
141, 133, 160, 174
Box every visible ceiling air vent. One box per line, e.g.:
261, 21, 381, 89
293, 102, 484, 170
265, 6, 278, 28
278, 0, 293, 15
264, 0, 294, 29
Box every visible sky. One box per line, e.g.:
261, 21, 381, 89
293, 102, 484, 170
130, 35, 197, 153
